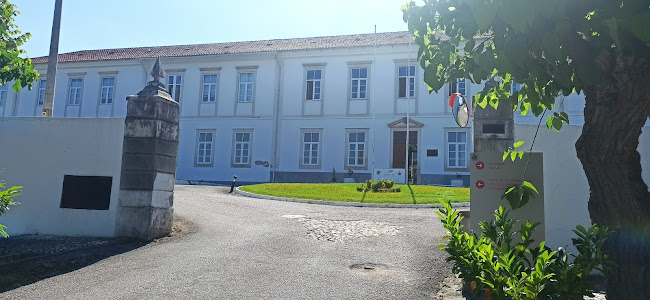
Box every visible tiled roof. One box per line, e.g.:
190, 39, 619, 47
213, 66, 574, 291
31, 31, 416, 64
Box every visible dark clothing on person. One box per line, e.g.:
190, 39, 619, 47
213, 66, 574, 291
229, 176, 238, 193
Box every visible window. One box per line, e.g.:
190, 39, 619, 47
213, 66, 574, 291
447, 131, 467, 168
302, 131, 320, 166
202, 74, 218, 103
448, 78, 466, 97
37, 79, 46, 106
167, 74, 182, 101
238, 72, 254, 102
196, 131, 214, 165
347, 131, 367, 167
0, 84, 6, 107
233, 131, 252, 166
68, 78, 83, 105
305, 69, 322, 100
511, 82, 522, 94
351, 68, 368, 99
100, 77, 115, 104
398, 65, 416, 98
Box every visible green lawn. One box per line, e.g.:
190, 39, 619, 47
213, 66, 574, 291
239, 183, 469, 205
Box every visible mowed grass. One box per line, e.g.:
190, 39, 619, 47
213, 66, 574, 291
239, 183, 469, 205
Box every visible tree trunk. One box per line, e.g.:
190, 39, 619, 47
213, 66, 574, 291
576, 58, 650, 300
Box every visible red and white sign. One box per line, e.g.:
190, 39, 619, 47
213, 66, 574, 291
476, 161, 484, 170
476, 180, 485, 189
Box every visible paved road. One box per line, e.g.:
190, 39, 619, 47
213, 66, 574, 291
2, 185, 451, 300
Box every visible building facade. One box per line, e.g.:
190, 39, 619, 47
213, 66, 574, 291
0, 32, 588, 185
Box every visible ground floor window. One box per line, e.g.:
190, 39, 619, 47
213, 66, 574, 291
347, 130, 367, 167
447, 131, 467, 168
301, 130, 321, 167
196, 130, 214, 166
233, 131, 252, 166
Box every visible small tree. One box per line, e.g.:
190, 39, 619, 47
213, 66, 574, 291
0, 0, 38, 91
0, 182, 20, 237
402, 1, 650, 298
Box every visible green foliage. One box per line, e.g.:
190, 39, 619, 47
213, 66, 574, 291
401, 0, 650, 121
361, 179, 397, 193
0, 181, 21, 237
437, 200, 610, 300
0, 1, 38, 91
503, 141, 525, 162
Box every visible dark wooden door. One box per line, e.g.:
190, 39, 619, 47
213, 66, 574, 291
392, 131, 418, 169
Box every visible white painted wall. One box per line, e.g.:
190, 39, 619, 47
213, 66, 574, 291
0, 118, 124, 236
514, 124, 650, 252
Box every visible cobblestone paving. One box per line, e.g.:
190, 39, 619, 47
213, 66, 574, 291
297, 218, 401, 242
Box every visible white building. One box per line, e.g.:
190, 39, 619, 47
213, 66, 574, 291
0, 31, 587, 185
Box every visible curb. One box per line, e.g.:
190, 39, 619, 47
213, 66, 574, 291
235, 187, 470, 209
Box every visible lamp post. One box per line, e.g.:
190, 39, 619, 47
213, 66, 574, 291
42, 0, 63, 117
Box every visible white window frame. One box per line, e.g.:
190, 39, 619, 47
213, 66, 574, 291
345, 129, 368, 169
300, 129, 322, 169
167, 74, 183, 102
446, 131, 468, 169
232, 130, 253, 168
0, 84, 6, 107
305, 69, 322, 101
350, 67, 368, 100
201, 73, 218, 103
237, 71, 255, 102
68, 78, 83, 105
397, 65, 416, 98
195, 130, 215, 167
37, 79, 46, 106
448, 78, 467, 97
100, 76, 116, 104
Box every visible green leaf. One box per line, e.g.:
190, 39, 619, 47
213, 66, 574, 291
469, 0, 498, 31
503, 149, 511, 161
522, 181, 538, 194
552, 117, 563, 131
546, 116, 553, 131
513, 141, 524, 148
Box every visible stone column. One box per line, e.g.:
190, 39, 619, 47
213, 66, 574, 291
115, 58, 180, 240
472, 80, 515, 152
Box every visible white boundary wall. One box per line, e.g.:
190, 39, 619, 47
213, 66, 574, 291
514, 124, 650, 252
0, 118, 125, 236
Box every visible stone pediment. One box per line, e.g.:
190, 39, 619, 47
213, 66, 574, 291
387, 117, 424, 128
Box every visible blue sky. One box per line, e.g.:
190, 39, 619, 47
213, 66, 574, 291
13, 0, 410, 58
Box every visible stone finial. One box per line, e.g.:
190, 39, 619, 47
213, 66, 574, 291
151, 57, 164, 83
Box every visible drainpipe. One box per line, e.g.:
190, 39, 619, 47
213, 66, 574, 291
271, 54, 283, 183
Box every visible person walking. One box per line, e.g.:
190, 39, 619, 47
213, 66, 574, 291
229, 175, 238, 193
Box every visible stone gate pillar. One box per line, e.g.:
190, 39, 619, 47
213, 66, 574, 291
115, 58, 180, 240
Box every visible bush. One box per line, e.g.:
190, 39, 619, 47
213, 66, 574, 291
358, 180, 399, 193
0, 182, 21, 238
437, 195, 610, 300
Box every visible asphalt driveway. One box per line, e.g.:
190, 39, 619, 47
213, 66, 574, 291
2, 185, 451, 300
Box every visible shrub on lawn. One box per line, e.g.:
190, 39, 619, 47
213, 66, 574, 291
358, 180, 398, 193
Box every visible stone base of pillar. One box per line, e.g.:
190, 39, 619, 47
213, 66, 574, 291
116, 206, 173, 240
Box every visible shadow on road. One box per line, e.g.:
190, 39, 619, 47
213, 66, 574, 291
0, 239, 146, 293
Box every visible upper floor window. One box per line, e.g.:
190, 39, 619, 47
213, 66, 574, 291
448, 78, 466, 97
511, 82, 523, 94
68, 78, 83, 105
398, 65, 416, 98
167, 74, 182, 102
347, 131, 367, 167
351, 68, 368, 99
0, 85, 6, 107
238, 72, 254, 102
306, 69, 322, 100
196, 130, 214, 165
202, 74, 218, 103
447, 131, 467, 168
233, 131, 252, 166
302, 131, 321, 167
37, 79, 46, 106
100, 77, 115, 104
